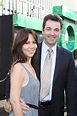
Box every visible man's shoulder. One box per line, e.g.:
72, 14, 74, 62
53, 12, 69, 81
58, 45, 72, 54
38, 42, 42, 46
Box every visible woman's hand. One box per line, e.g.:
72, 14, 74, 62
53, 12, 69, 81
4, 100, 12, 113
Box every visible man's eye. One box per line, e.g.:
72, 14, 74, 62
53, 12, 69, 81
46, 28, 51, 31
55, 29, 59, 32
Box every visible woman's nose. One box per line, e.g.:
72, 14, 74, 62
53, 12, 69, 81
30, 43, 34, 48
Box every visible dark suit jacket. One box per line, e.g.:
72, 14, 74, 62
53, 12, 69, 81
75, 67, 77, 80
36, 43, 76, 116
75, 66, 77, 110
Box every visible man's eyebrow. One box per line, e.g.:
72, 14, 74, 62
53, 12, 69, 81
46, 27, 51, 28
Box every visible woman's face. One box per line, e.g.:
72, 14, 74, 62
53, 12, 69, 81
22, 34, 37, 59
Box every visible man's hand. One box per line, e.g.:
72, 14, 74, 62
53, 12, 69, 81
4, 98, 29, 114
20, 98, 30, 114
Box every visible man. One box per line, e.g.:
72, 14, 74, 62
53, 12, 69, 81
36, 14, 76, 116
73, 49, 77, 110
5, 14, 76, 116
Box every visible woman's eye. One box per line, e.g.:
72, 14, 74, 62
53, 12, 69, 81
33, 41, 36, 44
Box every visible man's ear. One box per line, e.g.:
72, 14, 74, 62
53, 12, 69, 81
42, 29, 44, 34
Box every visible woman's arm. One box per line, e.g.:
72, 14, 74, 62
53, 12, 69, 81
10, 63, 25, 116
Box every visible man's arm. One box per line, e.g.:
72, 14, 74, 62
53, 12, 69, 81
66, 53, 76, 116
4, 98, 29, 114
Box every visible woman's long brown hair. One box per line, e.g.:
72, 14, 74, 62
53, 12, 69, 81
11, 28, 39, 70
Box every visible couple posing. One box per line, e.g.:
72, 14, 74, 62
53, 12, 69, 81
5, 14, 76, 116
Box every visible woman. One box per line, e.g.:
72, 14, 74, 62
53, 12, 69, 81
9, 28, 39, 116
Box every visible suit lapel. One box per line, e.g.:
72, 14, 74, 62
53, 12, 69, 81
53, 46, 63, 84
36, 43, 42, 81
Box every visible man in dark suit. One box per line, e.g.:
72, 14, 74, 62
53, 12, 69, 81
4, 14, 76, 116
36, 14, 76, 116
73, 49, 77, 110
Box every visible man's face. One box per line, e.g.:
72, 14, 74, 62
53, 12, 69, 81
42, 19, 61, 48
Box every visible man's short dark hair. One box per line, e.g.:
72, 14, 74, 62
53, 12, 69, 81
42, 14, 63, 30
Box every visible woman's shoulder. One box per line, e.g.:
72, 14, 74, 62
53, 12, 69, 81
13, 62, 23, 69
11, 63, 24, 74
11, 63, 26, 80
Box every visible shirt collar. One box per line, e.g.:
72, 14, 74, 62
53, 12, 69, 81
42, 41, 57, 54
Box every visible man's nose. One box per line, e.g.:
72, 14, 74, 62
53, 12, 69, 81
50, 30, 54, 35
